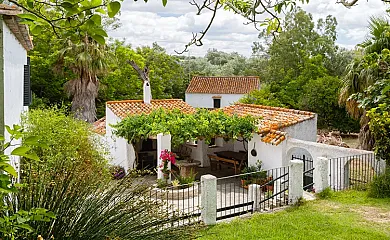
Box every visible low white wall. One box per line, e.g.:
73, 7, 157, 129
185, 93, 244, 108
286, 138, 373, 161
287, 138, 377, 190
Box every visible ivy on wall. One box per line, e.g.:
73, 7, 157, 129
112, 108, 260, 147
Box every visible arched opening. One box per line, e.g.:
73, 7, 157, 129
287, 147, 314, 191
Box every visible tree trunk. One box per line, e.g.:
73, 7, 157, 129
66, 71, 99, 123
358, 113, 375, 150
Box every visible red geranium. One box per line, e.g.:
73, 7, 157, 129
160, 149, 176, 176
160, 149, 176, 165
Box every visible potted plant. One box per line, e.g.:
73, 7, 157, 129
159, 149, 176, 182
240, 160, 268, 189
172, 169, 197, 189
240, 165, 257, 189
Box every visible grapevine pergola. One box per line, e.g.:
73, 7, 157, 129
113, 108, 260, 148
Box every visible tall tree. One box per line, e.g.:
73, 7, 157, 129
59, 36, 110, 122
339, 16, 390, 149
242, 8, 359, 132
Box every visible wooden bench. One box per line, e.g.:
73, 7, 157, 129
207, 154, 245, 174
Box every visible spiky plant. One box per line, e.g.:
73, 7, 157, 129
15, 108, 199, 239
360, 16, 390, 54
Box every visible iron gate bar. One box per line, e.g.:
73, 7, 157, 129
259, 188, 288, 204
216, 201, 254, 221
303, 168, 315, 174
217, 201, 254, 212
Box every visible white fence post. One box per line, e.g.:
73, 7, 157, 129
289, 160, 303, 204
313, 157, 329, 193
157, 133, 172, 182
201, 174, 217, 225
248, 184, 261, 211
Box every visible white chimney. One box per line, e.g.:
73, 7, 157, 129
143, 80, 152, 104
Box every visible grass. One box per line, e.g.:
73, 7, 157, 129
197, 191, 390, 240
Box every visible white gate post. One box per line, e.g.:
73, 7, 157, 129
157, 133, 172, 182
289, 160, 303, 204
313, 157, 329, 193
248, 184, 261, 211
201, 174, 217, 225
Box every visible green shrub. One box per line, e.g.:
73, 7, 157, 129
316, 187, 333, 199
15, 108, 198, 239
368, 168, 390, 198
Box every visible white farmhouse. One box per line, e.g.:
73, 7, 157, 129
95, 77, 378, 189
94, 81, 195, 172
185, 76, 260, 108
0, 4, 33, 169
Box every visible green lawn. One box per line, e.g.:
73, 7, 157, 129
197, 191, 390, 240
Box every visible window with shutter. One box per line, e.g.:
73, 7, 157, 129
23, 57, 31, 106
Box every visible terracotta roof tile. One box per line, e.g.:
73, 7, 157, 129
107, 99, 196, 119
186, 76, 260, 94
0, 4, 21, 13
260, 130, 287, 146
93, 117, 106, 135
0, 4, 33, 51
223, 103, 315, 145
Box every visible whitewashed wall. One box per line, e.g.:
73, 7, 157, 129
105, 106, 136, 171
286, 138, 373, 162
247, 133, 287, 170
286, 138, 379, 190
2, 21, 28, 171
283, 115, 317, 142
185, 93, 245, 108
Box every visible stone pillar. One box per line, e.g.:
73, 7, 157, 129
289, 160, 303, 204
201, 174, 217, 225
248, 184, 261, 211
198, 139, 210, 167
313, 157, 329, 193
157, 133, 171, 182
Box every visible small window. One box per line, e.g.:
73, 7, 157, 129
213, 98, 221, 108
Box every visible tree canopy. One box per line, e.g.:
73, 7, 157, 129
240, 8, 359, 132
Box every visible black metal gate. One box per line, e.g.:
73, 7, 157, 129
216, 166, 290, 220
292, 155, 314, 191
257, 166, 289, 211
216, 174, 254, 221
329, 153, 382, 191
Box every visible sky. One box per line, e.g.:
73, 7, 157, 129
108, 0, 388, 57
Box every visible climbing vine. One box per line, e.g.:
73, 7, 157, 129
112, 108, 259, 147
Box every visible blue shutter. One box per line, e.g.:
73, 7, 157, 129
23, 57, 31, 106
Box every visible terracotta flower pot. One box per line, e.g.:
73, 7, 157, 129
241, 179, 249, 189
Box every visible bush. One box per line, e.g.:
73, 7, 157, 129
15, 108, 197, 239
368, 168, 390, 198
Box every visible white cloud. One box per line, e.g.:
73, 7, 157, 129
108, 0, 388, 56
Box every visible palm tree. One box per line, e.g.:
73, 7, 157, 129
360, 16, 390, 54
339, 16, 390, 150
58, 35, 109, 122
